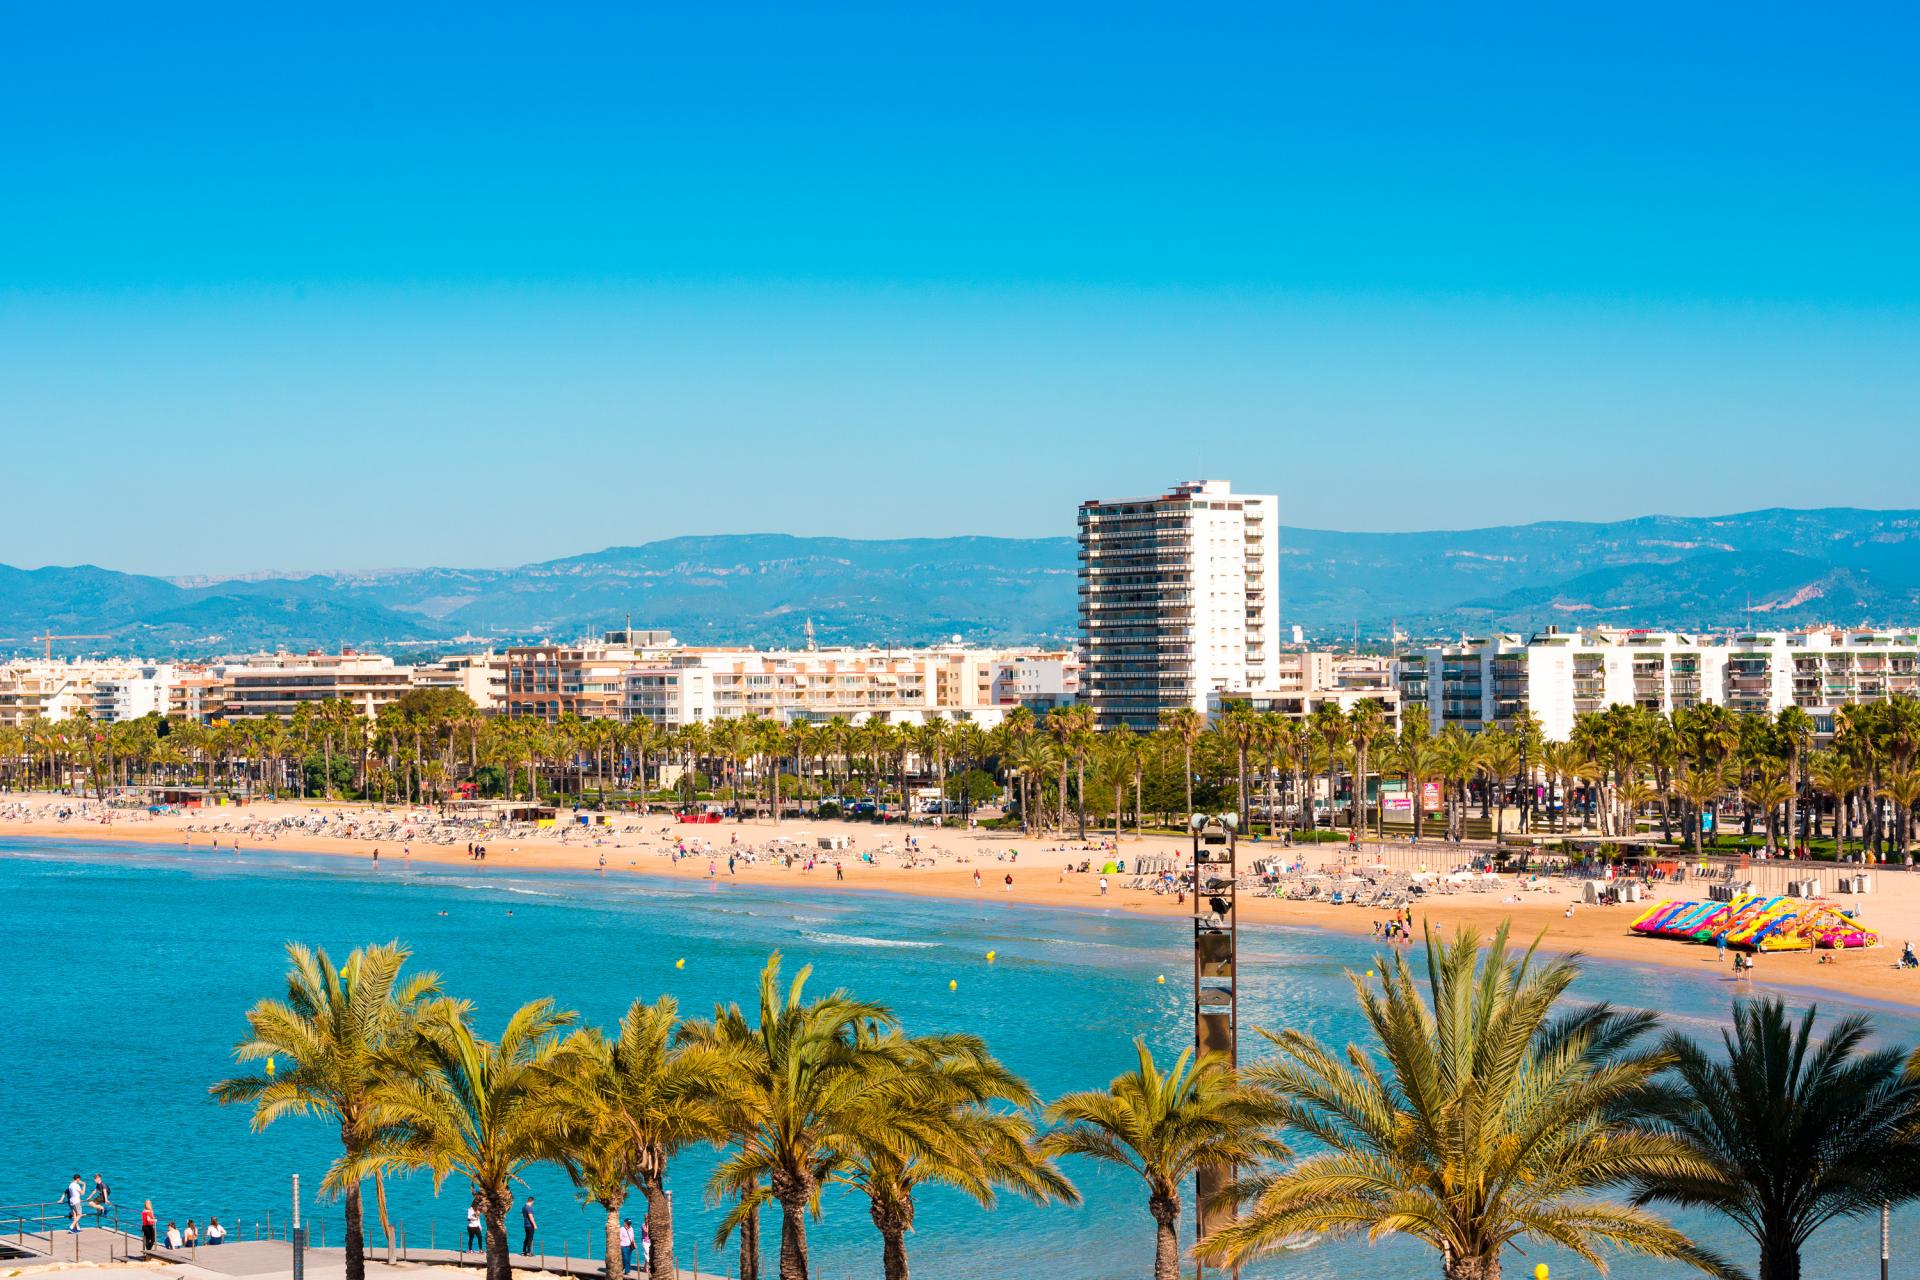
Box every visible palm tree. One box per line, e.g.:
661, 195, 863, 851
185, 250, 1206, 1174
839, 1032, 1076, 1280
1879, 765, 1920, 862
1676, 765, 1726, 861
681, 954, 911, 1280
549, 998, 725, 1280
1198, 926, 1732, 1280
340, 997, 577, 1280
210, 943, 441, 1280
1345, 699, 1388, 835
1040, 1040, 1287, 1280
1477, 729, 1520, 836
1161, 707, 1206, 819
1634, 998, 1920, 1280
1308, 703, 1349, 832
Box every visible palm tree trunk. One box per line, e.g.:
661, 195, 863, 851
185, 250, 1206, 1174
603, 1205, 624, 1280
641, 1174, 675, 1280
1758, 1235, 1801, 1280
882, 1228, 909, 1280
482, 1209, 511, 1280
778, 1196, 809, 1280
738, 1204, 760, 1280
1149, 1196, 1179, 1280
1183, 744, 1194, 818
1443, 1254, 1501, 1280
343, 1182, 367, 1280
1076, 756, 1088, 839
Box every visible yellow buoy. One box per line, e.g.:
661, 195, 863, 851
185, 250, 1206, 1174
266, 1057, 276, 1078
948, 979, 958, 991
1367, 970, 1375, 978
674, 958, 685, 970
1534, 1266, 1549, 1280
986, 950, 997, 962
1156, 974, 1166, 984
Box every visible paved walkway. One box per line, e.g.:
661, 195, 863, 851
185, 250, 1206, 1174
1, 1225, 143, 1266
142, 1240, 725, 1280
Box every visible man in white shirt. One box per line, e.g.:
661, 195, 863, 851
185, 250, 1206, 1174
66, 1175, 84, 1234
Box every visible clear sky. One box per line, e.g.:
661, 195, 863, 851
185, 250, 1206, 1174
3, 3, 1915, 576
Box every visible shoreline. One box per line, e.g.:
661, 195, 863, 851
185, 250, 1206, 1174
6, 796, 1918, 1008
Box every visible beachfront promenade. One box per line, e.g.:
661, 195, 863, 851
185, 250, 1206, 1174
4, 1231, 729, 1280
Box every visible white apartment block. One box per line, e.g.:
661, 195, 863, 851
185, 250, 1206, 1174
622, 646, 1080, 729
1398, 627, 1920, 740
221, 651, 415, 719
90, 664, 178, 722
1078, 479, 1280, 729
1210, 651, 1401, 729
0, 660, 126, 726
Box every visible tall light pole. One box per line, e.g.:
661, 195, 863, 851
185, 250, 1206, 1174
1191, 810, 1240, 1276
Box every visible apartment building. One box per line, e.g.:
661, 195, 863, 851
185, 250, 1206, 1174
1398, 627, 1920, 739
622, 646, 1080, 729
503, 642, 641, 721
89, 664, 178, 722
168, 671, 229, 723
0, 660, 109, 726
1209, 651, 1401, 729
222, 651, 415, 719
1078, 479, 1281, 729
412, 651, 507, 711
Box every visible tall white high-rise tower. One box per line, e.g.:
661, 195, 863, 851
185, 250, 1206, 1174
1077, 479, 1281, 729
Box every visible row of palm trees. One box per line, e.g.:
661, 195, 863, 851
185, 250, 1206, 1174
19, 691, 1920, 857
218, 935, 1920, 1280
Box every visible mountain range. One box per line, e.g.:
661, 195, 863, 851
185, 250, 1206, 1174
5, 508, 1920, 657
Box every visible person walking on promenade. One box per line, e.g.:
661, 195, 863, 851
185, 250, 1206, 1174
521, 1196, 536, 1256
619, 1218, 636, 1273
466, 1199, 483, 1251
140, 1201, 156, 1252
65, 1173, 84, 1233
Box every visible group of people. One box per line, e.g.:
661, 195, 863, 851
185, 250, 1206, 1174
60, 1174, 110, 1232
460, 1195, 651, 1267
134, 1202, 224, 1251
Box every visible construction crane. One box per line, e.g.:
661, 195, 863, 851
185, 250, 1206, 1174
31, 632, 109, 661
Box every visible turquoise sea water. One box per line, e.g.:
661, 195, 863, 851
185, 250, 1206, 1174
3, 835, 1919, 1279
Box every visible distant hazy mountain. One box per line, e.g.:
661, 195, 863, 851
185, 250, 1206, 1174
4, 510, 1918, 657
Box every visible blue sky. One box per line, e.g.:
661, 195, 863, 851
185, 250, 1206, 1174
3, 3, 1915, 575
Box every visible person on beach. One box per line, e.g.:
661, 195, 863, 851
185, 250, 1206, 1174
1099, 875, 1108, 896
372, 847, 380, 865
619, 1218, 636, 1272
1716, 932, 1728, 963
522, 1196, 537, 1255
207, 1217, 225, 1245
140, 1201, 156, 1251
467, 1200, 483, 1250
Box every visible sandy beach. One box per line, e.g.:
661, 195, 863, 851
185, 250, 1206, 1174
6, 792, 1918, 1009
